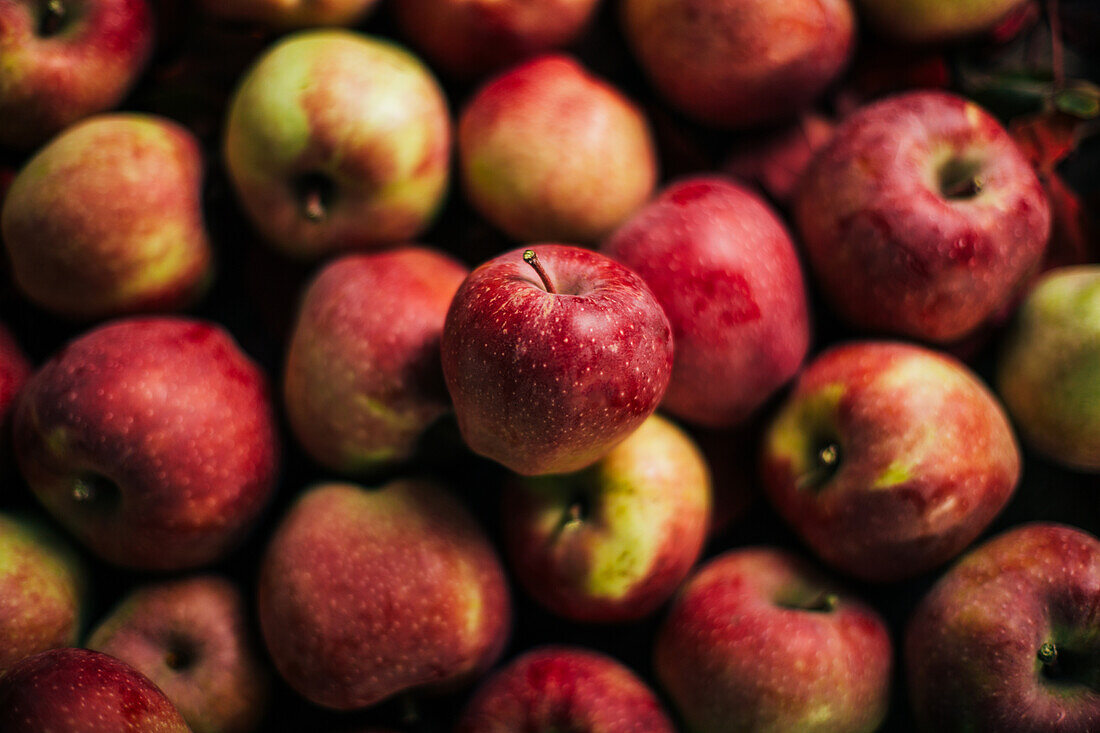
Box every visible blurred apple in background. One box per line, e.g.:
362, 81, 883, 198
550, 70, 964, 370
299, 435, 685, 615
1, 114, 213, 320
224, 31, 451, 259
198, 0, 379, 28
723, 113, 836, 206
458, 55, 657, 244
857, 0, 1036, 44
284, 247, 468, 475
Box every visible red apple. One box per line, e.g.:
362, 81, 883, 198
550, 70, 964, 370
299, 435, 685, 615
602, 176, 810, 427
906, 522, 1100, 730
762, 341, 1020, 582
442, 244, 673, 476
654, 547, 892, 732
13, 317, 280, 570
458, 55, 657, 244
858, 0, 1034, 43
795, 91, 1051, 343
456, 646, 676, 732
723, 113, 836, 206
198, 0, 379, 28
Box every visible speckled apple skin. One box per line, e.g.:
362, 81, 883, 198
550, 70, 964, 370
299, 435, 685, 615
795, 91, 1050, 343
284, 247, 468, 474
621, 0, 854, 129
0, 0, 153, 150
87, 576, 269, 733
0, 514, 84, 674
457, 646, 677, 732
858, 0, 1032, 43
1, 115, 213, 320
393, 0, 600, 80
225, 31, 450, 259
0, 648, 191, 732
198, 0, 378, 28
442, 245, 674, 476
0, 323, 31, 431
603, 177, 810, 427
459, 55, 657, 244
997, 267, 1100, 471
257, 481, 511, 711
504, 413, 710, 622
762, 341, 1020, 582
906, 523, 1100, 731
13, 318, 280, 570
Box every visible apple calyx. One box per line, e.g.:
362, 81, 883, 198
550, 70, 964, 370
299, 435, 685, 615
796, 441, 842, 492
522, 249, 557, 294
293, 173, 334, 223
38, 0, 68, 37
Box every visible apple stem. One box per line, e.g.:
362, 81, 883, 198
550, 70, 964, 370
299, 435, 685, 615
567, 502, 584, 523
809, 591, 839, 612
40, 0, 66, 36
1048, 0, 1065, 90
942, 175, 984, 199
1039, 641, 1059, 668
522, 250, 557, 294
302, 189, 326, 223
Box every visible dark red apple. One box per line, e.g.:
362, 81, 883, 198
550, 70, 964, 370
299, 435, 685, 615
0, 322, 30, 434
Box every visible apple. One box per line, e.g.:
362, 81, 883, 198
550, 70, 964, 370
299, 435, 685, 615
503, 413, 710, 622
795, 90, 1051, 343
441, 244, 673, 476
258, 480, 511, 710
654, 547, 892, 732
393, 0, 600, 80
458, 55, 657, 244
224, 30, 450, 259
997, 266, 1100, 471
0, 513, 84, 674
906, 522, 1100, 730
0, 0, 154, 150
2, 114, 214, 320
198, 0, 379, 28
284, 247, 468, 474
723, 113, 836, 206
456, 646, 676, 732
761, 341, 1020, 582
602, 176, 810, 427
87, 575, 269, 733
621, 0, 855, 129
13, 317, 280, 570
858, 0, 1035, 44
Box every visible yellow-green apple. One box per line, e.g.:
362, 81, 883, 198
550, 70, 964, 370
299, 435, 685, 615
87, 575, 269, 733
393, 0, 600, 80
456, 646, 676, 732
795, 91, 1051, 343
284, 247, 468, 474
997, 266, 1100, 471
1, 114, 213, 320
458, 55, 657, 244
906, 523, 1100, 730
654, 547, 892, 732
0, 513, 84, 674
258, 480, 510, 710
762, 341, 1020, 582
503, 413, 710, 622
224, 30, 450, 259
723, 113, 836, 206
0, 647, 190, 732
198, 0, 378, 28
602, 177, 810, 427
13, 317, 280, 570
621, 0, 855, 129
858, 0, 1034, 43
441, 245, 673, 476
0, 0, 154, 150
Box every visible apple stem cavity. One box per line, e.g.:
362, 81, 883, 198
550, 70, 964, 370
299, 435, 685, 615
1039, 641, 1059, 668
71, 473, 120, 514
522, 250, 557, 294
938, 158, 985, 200
797, 441, 842, 492
39, 0, 67, 37
164, 636, 196, 672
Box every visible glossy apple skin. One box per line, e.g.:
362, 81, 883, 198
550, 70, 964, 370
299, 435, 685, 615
504, 414, 710, 622
393, 0, 599, 80
906, 523, 1100, 731
762, 341, 1020, 582
225, 31, 450, 259
1, 114, 213, 320
13, 318, 280, 570
997, 267, 1100, 471
442, 245, 674, 476
796, 91, 1051, 343
0, 648, 190, 732
457, 646, 676, 733
858, 0, 1033, 43
284, 247, 468, 474
655, 548, 892, 732
621, 0, 854, 129
0, 514, 84, 674
0, 0, 153, 150
258, 480, 510, 711
198, 0, 378, 28
459, 55, 657, 244
602, 177, 810, 427
87, 575, 269, 733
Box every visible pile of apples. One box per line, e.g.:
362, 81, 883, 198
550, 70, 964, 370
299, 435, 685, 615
2, 0, 1100, 731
